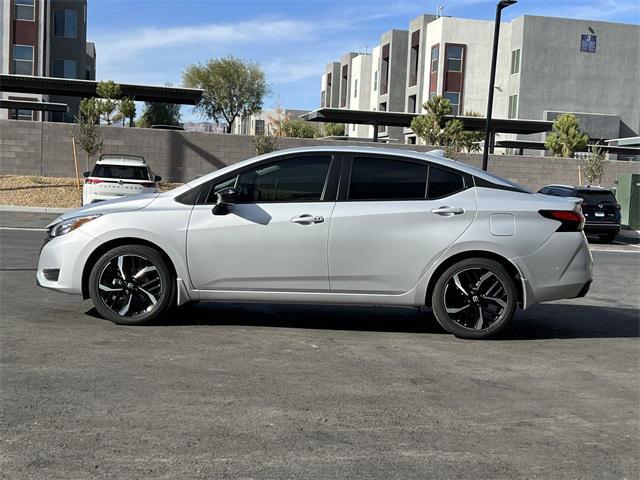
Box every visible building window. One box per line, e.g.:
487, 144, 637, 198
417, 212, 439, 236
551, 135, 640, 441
380, 43, 390, 95
510, 49, 520, 74
326, 73, 332, 106
408, 94, 417, 114
340, 64, 348, 107
409, 30, 420, 87
446, 46, 463, 72
431, 45, 439, 73
354, 78, 358, 98
444, 92, 460, 115
508, 94, 518, 118
12, 45, 34, 75
11, 108, 33, 121
373, 71, 378, 91
54, 9, 78, 38
52, 59, 77, 78
378, 102, 387, 133
15, 0, 35, 21
429, 45, 439, 95
254, 119, 265, 135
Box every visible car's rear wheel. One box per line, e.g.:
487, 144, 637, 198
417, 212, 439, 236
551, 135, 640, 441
431, 258, 517, 339
88, 245, 175, 325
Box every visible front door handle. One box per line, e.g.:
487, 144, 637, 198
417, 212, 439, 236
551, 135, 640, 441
291, 214, 324, 225
431, 206, 465, 216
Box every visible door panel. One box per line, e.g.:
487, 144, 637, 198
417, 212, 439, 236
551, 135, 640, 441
328, 188, 477, 294
187, 202, 334, 291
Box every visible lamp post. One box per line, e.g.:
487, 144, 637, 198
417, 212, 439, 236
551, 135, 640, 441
482, 0, 517, 171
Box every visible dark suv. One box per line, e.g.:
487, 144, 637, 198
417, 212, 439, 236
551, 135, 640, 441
538, 185, 621, 242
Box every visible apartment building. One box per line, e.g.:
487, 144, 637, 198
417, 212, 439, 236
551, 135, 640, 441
232, 108, 311, 136
321, 14, 639, 145
0, 0, 96, 121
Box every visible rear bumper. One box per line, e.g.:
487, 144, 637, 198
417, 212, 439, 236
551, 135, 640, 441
512, 232, 593, 308
584, 222, 620, 234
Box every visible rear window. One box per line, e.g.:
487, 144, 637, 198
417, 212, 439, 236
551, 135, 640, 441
92, 165, 151, 180
577, 190, 616, 203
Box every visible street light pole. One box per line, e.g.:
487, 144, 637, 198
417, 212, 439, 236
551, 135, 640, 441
482, 0, 517, 171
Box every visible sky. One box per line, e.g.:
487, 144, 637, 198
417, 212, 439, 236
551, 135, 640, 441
87, 0, 640, 123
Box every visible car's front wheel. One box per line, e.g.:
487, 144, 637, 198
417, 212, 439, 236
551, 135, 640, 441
431, 258, 517, 339
88, 245, 175, 325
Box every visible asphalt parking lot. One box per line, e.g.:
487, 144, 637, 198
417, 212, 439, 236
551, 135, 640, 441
1, 211, 639, 479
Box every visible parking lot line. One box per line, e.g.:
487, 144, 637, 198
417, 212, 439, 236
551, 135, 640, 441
0, 226, 47, 232
613, 240, 640, 249
590, 247, 640, 254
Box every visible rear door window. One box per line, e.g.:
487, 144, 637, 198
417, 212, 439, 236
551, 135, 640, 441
427, 167, 465, 199
92, 165, 151, 180
349, 157, 428, 200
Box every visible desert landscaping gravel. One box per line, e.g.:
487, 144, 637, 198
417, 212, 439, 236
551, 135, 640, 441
0, 175, 181, 208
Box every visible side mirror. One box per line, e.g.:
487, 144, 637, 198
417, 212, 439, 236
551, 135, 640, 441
83, 171, 90, 178
154, 175, 162, 182
212, 187, 238, 216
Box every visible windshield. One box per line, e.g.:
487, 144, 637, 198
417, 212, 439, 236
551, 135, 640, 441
577, 190, 616, 204
92, 165, 151, 180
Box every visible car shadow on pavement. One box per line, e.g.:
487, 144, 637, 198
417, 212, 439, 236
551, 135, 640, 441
88, 301, 639, 340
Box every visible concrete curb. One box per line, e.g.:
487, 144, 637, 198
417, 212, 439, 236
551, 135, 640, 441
0, 205, 72, 214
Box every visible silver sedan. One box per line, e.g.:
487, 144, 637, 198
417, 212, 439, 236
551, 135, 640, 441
37, 146, 593, 339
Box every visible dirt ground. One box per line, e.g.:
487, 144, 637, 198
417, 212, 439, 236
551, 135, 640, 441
0, 175, 182, 209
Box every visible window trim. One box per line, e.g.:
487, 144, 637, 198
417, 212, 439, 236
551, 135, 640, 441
12, 44, 34, 75
184, 153, 341, 206
15, 0, 35, 21
338, 153, 470, 202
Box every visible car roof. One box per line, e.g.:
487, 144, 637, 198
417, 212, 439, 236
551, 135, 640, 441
182, 146, 527, 191
96, 154, 147, 167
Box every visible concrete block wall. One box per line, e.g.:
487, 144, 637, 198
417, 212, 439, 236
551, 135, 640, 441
1, 119, 639, 190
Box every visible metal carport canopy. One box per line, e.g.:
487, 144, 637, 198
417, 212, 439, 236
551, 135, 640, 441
0, 74, 203, 105
0, 99, 68, 112
301, 108, 554, 134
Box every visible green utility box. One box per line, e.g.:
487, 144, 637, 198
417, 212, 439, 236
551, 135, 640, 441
615, 173, 640, 229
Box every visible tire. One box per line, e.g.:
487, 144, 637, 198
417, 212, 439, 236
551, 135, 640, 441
600, 232, 618, 243
88, 245, 175, 325
431, 258, 517, 339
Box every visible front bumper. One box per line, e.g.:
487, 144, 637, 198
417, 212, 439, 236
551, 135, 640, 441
36, 229, 96, 295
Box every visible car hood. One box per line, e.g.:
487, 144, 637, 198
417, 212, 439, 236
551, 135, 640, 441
47, 193, 159, 227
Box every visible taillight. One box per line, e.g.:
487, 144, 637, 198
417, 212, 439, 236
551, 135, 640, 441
539, 210, 585, 232
84, 178, 103, 184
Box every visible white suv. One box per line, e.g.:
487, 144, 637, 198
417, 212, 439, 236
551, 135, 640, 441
82, 154, 161, 205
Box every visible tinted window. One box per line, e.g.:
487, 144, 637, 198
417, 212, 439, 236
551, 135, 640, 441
236, 156, 331, 202
91, 165, 150, 180
349, 157, 428, 200
578, 190, 616, 204
427, 167, 464, 199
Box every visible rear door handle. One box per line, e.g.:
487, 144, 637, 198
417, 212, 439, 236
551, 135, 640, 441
431, 206, 465, 215
291, 214, 324, 224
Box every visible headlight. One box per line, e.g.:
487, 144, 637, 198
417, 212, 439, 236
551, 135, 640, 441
49, 215, 102, 238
